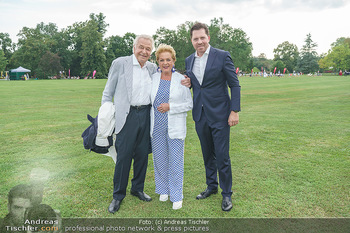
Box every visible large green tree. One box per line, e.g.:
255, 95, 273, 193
89, 13, 109, 35
0, 49, 7, 71
10, 22, 60, 77
318, 53, 334, 71
273, 60, 286, 74
0, 33, 13, 69
319, 37, 350, 71
105, 35, 124, 66
67, 13, 108, 78
36, 51, 63, 78
253, 53, 272, 72
273, 41, 299, 73
296, 33, 319, 73
209, 18, 253, 71
53, 29, 74, 74
154, 18, 252, 72
153, 21, 193, 72
331, 37, 350, 48
66, 21, 86, 77
105, 32, 136, 66
80, 19, 107, 78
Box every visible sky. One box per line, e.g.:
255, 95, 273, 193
0, 0, 349, 59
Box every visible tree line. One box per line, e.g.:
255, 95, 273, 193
254, 35, 350, 75
0, 13, 349, 79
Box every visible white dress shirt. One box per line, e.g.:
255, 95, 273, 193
130, 54, 152, 106
192, 45, 210, 85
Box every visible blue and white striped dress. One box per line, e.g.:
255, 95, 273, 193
152, 79, 184, 203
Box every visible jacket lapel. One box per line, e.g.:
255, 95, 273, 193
169, 72, 179, 97
202, 47, 217, 85
125, 55, 133, 102
188, 53, 200, 86
146, 62, 156, 77
151, 72, 161, 103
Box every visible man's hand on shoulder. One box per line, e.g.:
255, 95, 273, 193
181, 76, 191, 88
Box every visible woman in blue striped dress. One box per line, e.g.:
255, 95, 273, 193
150, 44, 193, 210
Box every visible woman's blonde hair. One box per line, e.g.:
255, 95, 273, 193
155, 44, 176, 62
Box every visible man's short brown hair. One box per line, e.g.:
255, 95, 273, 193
8, 184, 33, 205
190, 22, 209, 38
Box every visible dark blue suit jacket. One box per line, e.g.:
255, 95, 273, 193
185, 47, 241, 127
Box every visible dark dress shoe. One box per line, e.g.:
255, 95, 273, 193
108, 199, 122, 214
196, 188, 218, 199
130, 190, 152, 202
222, 197, 232, 211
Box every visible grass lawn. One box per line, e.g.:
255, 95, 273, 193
0, 76, 349, 218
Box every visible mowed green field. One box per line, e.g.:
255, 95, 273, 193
0, 76, 349, 218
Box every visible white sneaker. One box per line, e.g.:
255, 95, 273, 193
159, 194, 168, 202
172, 201, 182, 210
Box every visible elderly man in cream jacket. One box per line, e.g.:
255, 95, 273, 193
150, 44, 193, 210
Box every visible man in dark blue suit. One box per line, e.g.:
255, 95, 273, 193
182, 22, 241, 211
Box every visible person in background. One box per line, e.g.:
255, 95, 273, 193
150, 44, 193, 210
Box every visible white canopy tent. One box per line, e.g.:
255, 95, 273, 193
10, 66, 31, 80
11, 66, 31, 73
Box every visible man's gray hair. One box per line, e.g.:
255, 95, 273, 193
133, 34, 155, 51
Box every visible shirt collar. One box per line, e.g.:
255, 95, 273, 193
132, 54, 139, 66
133, 54, 148, 69
195, 45, 211, 58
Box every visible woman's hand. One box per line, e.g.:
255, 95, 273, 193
157, 103, 170, 113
